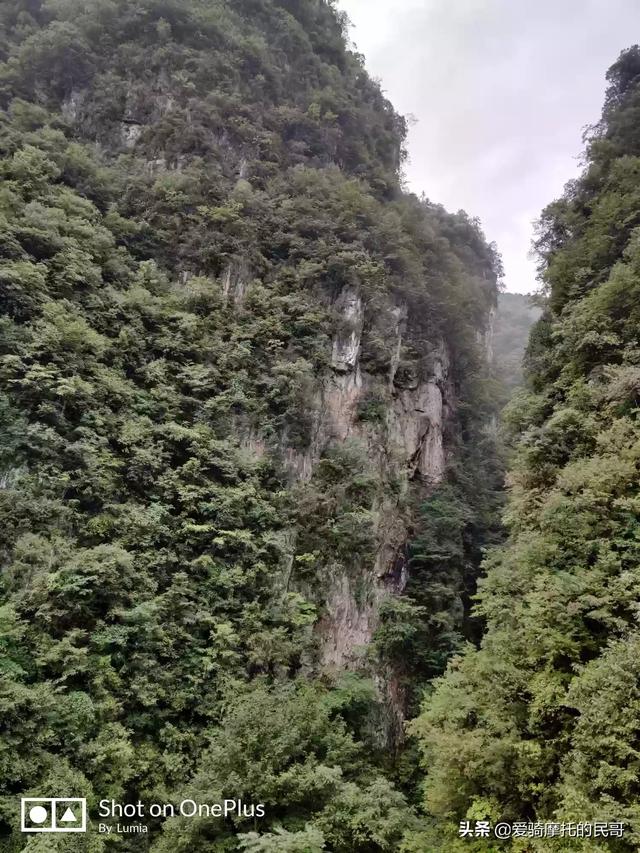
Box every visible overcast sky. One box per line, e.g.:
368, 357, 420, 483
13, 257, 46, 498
337, 0, 640, 294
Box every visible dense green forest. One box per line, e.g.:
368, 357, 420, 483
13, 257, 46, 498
0, 1, 502, 850
492, 292, 541, 396
412, 46, 640, 852
1, 1, 638, 851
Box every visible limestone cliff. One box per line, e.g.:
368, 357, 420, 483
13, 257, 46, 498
2, 0, 500, 755
225, 266, 491, 745
310, 291, 452, 666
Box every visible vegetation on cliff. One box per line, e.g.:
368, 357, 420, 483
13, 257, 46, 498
0, 1, 501, 850
412, 46, 640, 852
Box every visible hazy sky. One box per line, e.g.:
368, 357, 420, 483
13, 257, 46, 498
337, 0, 640, 294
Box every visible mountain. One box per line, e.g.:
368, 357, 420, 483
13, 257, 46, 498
412, 45, 640, 852
492, 291, 541, 394
0, 1, 502, 849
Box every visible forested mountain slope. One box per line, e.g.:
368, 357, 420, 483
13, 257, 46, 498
0, 1, 501, 850
412, 46, 640, 853
493, 292, 541, 395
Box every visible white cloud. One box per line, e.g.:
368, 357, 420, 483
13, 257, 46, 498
338, 0, 640, 293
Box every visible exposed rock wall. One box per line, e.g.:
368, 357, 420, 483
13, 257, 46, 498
278, 285, 456, 678
222, 258, 251, 304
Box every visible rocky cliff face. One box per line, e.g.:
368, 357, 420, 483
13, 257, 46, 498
224, 260, 473, 722
3, 0, 499, 749
263, 281, 455, 691
290, 283, 465, 741
324, 303, 446, 634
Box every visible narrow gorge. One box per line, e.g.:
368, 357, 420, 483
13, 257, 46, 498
7, 2, 638, 853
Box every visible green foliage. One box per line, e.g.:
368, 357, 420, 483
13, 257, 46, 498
293, 441, 380, 575
0, 1, 500, 850
373, 451, 504, 715
151, 683, 415, 852
355, 388, 388, 424
412, 46, 640, 851
239, 825, 326, 852
373, 596, 428, 665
